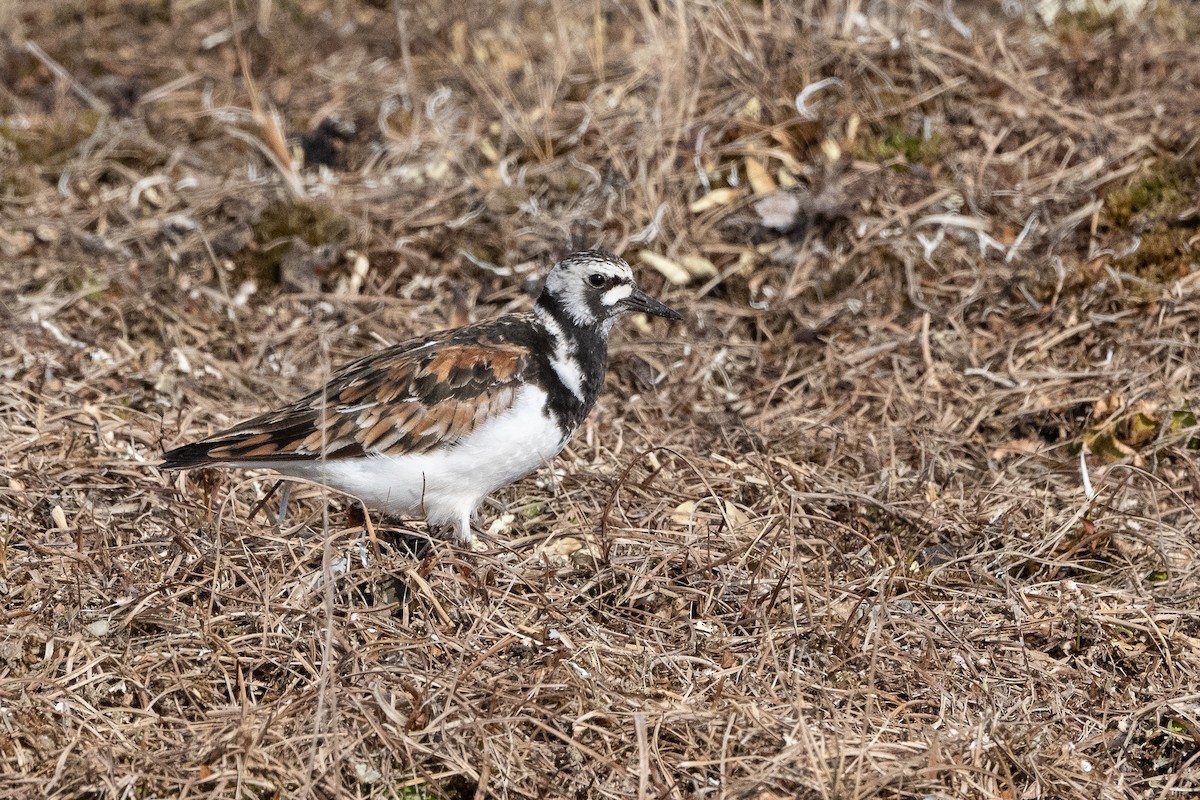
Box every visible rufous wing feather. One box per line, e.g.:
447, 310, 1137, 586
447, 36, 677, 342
161, 329, 532, 469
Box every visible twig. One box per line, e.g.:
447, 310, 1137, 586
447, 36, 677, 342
23, 40, 110, 114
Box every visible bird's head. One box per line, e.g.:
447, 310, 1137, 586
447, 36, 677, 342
539, 250, 682, 331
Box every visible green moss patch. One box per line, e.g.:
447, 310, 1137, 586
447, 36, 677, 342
0, 111, 101, 167
240, 199, 355, 286
852, 125, 943, 167
1104, 157, 1199, 283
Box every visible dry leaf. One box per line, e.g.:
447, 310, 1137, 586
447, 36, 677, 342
450, 20, 468, 62
846, 112, 860, 144
639, 251, 692, 285
1083, 431, 1138, 463
346, 251, 370, 295
1123, 412, 1160, 447
671, 500, 698, 527
479, 137, 499, 163
535, 535, 602, 568
1093, 394, 1123, 421
51, 505, 68, 530
737, 250, 758, 276
690, 187, 739, 213
628, 314, 653, 334
738, 96, 761, 122
723, 500, 749, 529
745, 157, 776, 194
679, 255, 718, 280
991, 437, 1044, 460
485, 512, 515, 537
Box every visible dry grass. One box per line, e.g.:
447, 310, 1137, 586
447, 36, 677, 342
3, 1, 1200, 797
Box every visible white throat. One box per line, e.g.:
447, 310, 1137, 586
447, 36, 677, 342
537, 308, 588, 403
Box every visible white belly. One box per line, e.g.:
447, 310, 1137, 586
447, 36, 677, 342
262, 386, 568, 527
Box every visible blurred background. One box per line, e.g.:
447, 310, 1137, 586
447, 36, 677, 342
2, 1, 1199, 798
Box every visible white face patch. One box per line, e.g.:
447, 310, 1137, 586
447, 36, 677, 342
601, 284, 633, 307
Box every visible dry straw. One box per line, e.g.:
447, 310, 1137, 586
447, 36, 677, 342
2, 1, 1199, 798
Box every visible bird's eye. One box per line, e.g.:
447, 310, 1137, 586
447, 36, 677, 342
587, 273, 607, 288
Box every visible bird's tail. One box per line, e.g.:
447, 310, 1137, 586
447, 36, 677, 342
159, 442, 219, 470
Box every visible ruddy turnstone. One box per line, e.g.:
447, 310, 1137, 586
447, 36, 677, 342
161, 250, 682, 545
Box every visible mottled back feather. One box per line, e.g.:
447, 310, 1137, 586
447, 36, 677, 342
161, 321, 533, 468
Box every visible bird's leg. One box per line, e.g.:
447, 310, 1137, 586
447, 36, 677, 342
458, 510, 487, 552
274, 482, 291, 531
248, 479, 284, 523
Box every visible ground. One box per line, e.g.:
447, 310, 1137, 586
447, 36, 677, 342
2, 1, 1199, 798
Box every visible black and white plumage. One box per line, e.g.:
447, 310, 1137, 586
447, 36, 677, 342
160, 250, 682, 545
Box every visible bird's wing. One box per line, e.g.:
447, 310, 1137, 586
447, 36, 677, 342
161, 332, 532, 468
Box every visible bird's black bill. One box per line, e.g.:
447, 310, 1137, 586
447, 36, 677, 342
622, 289, 683, 321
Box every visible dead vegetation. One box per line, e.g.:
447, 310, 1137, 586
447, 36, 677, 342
2, 0, 1200, 798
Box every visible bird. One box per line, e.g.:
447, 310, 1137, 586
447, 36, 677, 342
160, 250, 682, 547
